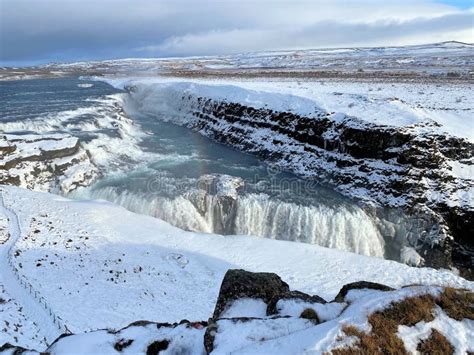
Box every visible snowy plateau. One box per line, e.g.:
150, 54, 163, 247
0, 42, 473, 354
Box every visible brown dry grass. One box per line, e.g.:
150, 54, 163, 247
436, 287, 474, 321
331, 287, 473, 354
332, 294, 435, 355
417, 329, 454, 354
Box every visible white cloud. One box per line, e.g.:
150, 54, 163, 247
141, 9, 474, 56
0, 0, 472, 64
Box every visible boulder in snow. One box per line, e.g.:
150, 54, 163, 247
212, 269, 290, 319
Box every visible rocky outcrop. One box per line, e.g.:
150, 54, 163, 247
333, 281, 395, 302
183, 174, 244, 234
0, 134, 98, 193
9, 270, 472, 354
211, 269, 290, 319
266, 290, 327, 315
48, 319, 207, 355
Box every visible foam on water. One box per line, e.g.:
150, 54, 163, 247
0, 79, 150, 169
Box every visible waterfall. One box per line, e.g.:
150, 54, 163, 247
70, 187, 385, 258
234, 194, 385, 257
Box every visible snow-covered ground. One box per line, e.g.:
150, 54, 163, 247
0, 284, 45, 350
43, 285, 473, 355
2, 41, 472, 81
104, 76, 473, 142
0, 185, 472, 351
212, 79, 473, 142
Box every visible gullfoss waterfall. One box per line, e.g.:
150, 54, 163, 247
0, 78, 440, 263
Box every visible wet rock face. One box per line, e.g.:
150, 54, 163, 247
0, 134, 98, 193
187, 174, 244, 234
175, 94, 474, 275
196, 174, 244, 200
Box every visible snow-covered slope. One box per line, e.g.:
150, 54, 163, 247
2, 269, 473, 354
0, 185, 472, 351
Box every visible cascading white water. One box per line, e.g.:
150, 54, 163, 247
234, 194, 385, 257
2, 94, 149, 168
151, 195, 216, 234
71, 187, 385, 258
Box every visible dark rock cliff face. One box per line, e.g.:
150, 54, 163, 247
155, 92, 473, 276
191, 174, 244, 235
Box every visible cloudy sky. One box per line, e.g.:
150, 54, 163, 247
0, 0, 473, 66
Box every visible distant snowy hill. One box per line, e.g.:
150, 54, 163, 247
1, 41, 473, 81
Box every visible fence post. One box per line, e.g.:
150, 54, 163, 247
3, 214, 69, 334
